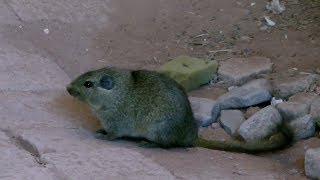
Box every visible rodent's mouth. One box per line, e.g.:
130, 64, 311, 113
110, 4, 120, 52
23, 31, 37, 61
66, 85, 80, 97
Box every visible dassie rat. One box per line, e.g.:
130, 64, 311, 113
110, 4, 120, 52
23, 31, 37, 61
66, 67, 290, 153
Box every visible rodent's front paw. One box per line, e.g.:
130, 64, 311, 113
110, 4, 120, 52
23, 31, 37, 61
138, 141, 159, 148
95, 128, 107, 135
94, 129, 117, 141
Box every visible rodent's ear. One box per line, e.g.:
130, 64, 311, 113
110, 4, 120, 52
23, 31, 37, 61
99, 75, 114, 90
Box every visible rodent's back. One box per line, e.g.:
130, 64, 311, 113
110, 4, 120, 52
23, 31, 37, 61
125, 70, 199, 147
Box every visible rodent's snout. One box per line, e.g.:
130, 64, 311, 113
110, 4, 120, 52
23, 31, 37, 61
66, 85, 80, 97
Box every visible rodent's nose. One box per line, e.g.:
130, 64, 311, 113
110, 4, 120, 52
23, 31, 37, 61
66, 85, 79, 97
66, 85, 72, 94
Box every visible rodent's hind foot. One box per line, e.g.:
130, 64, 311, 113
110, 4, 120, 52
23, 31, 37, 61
94, 133, 108, 140
95, 128, 107, 135
94, 129, 118, 141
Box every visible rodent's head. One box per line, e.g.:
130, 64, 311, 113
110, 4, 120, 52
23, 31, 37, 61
66, 67, 130, 109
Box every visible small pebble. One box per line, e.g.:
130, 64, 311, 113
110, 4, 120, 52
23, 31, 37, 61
227, 86, 238, 91
43, 28, 50, 34
260, 25, 268, 31
211, 123, 220, 129
289, 168, 299, 175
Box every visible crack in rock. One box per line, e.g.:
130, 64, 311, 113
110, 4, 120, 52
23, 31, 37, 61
3, 0, 23, 22
3, 129, 47, 166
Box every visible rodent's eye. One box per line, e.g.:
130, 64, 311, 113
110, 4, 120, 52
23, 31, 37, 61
100, 75, 114, 90
83, 81, 94, 88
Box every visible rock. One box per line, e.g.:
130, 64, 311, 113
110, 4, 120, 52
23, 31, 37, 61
287, 115, 315, 140
288, 92, 318, 108
266, 0, 285, 15
211, 123, 220, 129
0, 91, 99, 130
275, 102, 309, 122
288, 168, 299, 175
218, 57, 273, 86
0, 130, 56, 179
8, 0, 111, 25
220, 110, 245, 137
13, 128, 175, 180
238, 106, 282, 141
188, 97, 220, 127
218, 79, 272, 110
245, 106, 261, 119
0, 2, 21, 24
0, 39, 70, 91
272, 73, 320, 99
158, 56, 218, 91
305, 148, 320, 179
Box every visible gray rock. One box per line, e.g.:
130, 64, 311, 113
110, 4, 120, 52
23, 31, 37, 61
288, 92, 318, 108
245, 106, 261, 119
211, 123, 221, 129
288, 168, 299, 175
273, 73, 320, 99
238, 106, 282, 141
218, 79, 272, 110
287, 115, 315, 140
189, 97, 220, 127
276, 102, 309, 122
218, 57, 273, 86
305, 148, 320, 180
220, 110, 245, 137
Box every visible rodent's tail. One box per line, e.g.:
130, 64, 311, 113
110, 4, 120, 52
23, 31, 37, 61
193, 132, 291, 154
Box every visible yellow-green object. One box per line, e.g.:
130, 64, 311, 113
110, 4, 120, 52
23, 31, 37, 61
316, 117, 320, 129
158, 56, 218, 91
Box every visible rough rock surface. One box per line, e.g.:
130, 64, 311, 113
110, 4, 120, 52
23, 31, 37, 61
238, 106, 282, 141
0, 21, 174, 179
287, 115, 315, 140
276, 102, 309, 122
0, 131, 56, 179
188, 97, 220, 127
218, 57, 273, 86
272, 73, 319, 99
0, 41, 70, 91
305, 148, 320, 180
11, 128, 175, 180
8, 0, 111, 25
288, 92, 318, 108
218, 79, 272, 110
220, 110, 245, 136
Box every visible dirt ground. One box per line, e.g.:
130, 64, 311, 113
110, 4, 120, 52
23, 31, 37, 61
1, 0, 320, 179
